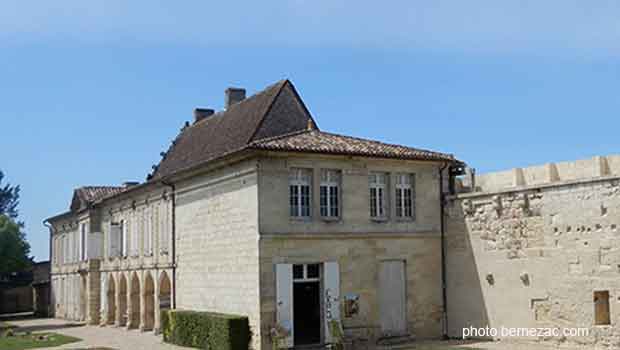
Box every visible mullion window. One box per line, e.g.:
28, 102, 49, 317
290, 168, 311, 218
396, 173, 415, 218
369, 172, 387, 218
320, 169, 340, 218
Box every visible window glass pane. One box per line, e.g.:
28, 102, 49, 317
301, 185, 310, 216
378, 188, 384, 216
396, 188, 403, 217
320, 186, 328, 216
293, 264, 304, 279
405, 188, 412, 217
329, 187, 339, 217
307, 264, 320, 278
370, 188, 377, 217
290, 185, 299, 216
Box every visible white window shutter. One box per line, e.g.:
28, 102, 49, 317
276, 264, 294, 348
132, 214, 139, 256
110, 223, 121, 257
324, 261, 341, 344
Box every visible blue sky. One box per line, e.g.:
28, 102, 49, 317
2, 1, 620, 261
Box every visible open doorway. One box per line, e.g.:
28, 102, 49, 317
293, 263, 321, 346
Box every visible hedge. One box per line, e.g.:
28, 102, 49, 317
161, 309, 251, 350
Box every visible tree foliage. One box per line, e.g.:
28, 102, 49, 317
0, 170, 20, 220
0, 214, 31, 275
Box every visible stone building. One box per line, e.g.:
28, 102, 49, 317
47, 80, 462, 349
447, 155, 620, 348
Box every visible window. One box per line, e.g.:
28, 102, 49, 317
395, 173, 415, 219
144, 207, 153, 256
121, 220, 127, 257
594, 291, 610, 325
80, 223, 87, 261
289, 168, 312, 218
159, 201, 170, 255
131, 213, 139, 257
293, 263, 320, 281
369, 172, 388, 219
320, 169, 340, 218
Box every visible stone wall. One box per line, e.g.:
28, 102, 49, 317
447, 155, 620, 348
174, 160, 262, 349
257, 154, 447, 349
258, 235, 443, 349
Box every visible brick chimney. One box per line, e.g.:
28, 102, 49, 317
193, 108, 215, 123
225, 87, 246, 109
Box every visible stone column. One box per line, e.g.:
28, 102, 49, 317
88, 263, 101, 325
126, 286, 134, 329
114, 274, 122, 327
139, 273, 147, 331
153, 271, 161, 334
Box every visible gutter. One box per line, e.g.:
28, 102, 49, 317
438, 162, 449, 340
160, 180, 177, 309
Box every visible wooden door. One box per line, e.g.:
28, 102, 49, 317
379, 260, 407, 337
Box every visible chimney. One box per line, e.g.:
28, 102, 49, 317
225, 87, 246, 109
193, 108, 215, 123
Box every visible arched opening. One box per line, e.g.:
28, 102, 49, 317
129, 272, 140, 329
143, 273, 155, 331
118, 274, 128, 326
80, 275, 87, 321
107, 275, 116, 325
159, 271, 171, 311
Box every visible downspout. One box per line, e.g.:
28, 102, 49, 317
161, 180, 177, 309
439, 162, 449, 340
43, 219, 53, 317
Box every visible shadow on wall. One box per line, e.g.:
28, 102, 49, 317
445, 200, 490, 340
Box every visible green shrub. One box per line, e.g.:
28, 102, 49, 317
161, 310, 251, 350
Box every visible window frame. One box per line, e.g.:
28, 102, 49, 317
80, 223, 87, 261
320, 169, 341, 220
395, 173, 415, 220
369, 172, 388, 220
289, 168, 312, 219
120, 219, 127, 258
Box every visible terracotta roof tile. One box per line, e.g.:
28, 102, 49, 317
250, 130, 458, 162
151, 80, 314, 180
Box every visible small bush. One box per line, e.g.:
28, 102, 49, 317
161, 309, 251, 350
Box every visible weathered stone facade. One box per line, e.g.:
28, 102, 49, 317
447, 155, 620, 348
47, 79, 458, 350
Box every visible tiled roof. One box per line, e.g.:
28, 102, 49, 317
151, 80, 315, 179
250, 129, 458, 162
70, 186, 125, 212
78, 186, 125, 202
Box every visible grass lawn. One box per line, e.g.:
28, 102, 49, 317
0, 332, 81, 350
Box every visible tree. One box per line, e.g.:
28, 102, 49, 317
0, 214, 31, 275
0, 170, 20, 220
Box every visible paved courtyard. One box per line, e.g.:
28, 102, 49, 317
8, 318, 186, 350
5, 318, 592, 350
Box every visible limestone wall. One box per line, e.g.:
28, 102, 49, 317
258, 235, 443, 349
257, 154, 443, 235
174, 160, 261, 349
447, 155, 620, 348
464, 155, 620, 193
